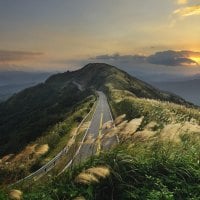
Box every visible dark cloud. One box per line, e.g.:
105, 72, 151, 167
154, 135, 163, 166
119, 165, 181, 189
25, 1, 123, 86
93, 50, 200, 67
147, 50, 198, 66
0, 50, 43, 63
93, 53, 146, 63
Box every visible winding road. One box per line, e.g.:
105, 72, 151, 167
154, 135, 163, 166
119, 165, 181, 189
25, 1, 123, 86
10, 91, 117, 186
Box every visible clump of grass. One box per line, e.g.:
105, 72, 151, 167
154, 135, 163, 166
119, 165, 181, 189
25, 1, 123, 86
9, 189, 23, 200
73, 196, 86, 200
75, 172, 99, 185
75, 166, 110, 185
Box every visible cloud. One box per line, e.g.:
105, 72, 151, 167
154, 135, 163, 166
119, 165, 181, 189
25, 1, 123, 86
0, 50, 43, 63
177, 0, 188, 5
176, 0, 188, 5
92, 53, 146, 63
174, 5, 200, 17
93, 50, 200, 67
147, 50, 199, 66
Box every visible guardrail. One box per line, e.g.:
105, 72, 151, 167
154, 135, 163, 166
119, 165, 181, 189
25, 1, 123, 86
58, 96, 98, 174
9, 99, 97, 187
58, 91, 119, 174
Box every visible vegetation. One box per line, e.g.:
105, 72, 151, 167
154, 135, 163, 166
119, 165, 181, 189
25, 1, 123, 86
110, 90, 200, 127
0, 63, 193, 157
0, 95, 95, 185
0, 82, 93, 156
1, 63, 200, 199
3, 134, 199, 200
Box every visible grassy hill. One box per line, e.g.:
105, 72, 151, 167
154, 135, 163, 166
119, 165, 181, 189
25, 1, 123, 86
0, 83, 93, 157
10, 85, 200, 200
6, 99, 200, 199
0, 63, 192, 157
1, 63, 199, 199
13, 138, 200, 200
48, 63, 192, 106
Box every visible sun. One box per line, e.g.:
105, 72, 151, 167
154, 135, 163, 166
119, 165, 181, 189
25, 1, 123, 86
189, 56, 200, 65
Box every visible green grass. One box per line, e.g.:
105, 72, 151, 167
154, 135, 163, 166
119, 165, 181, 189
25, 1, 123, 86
0, 95, 96, 186
1, 64, 200, 199
108, 89, 200, 128
6, 133, 199, 200
40, 95, 95, 161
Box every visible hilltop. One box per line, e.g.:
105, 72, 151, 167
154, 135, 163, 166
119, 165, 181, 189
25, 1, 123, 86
47, 63, 191, 105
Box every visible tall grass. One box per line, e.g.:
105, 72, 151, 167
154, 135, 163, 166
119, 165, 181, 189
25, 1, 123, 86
14, 134, 200, 200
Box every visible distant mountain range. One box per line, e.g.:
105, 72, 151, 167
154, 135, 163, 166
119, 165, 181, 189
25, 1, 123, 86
0, 71, 52, 101
151, 79, 200, 106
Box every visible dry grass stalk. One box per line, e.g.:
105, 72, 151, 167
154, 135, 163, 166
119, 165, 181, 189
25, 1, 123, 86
160, 121, 200, 143
75, 172, 99, 184
9, 189, 23, 200
73, 196, 86, 200
75, 166, 110, 185
102, 121, 113, 130
35, 144, 49, 156
123, 117, 143, 134
114, 114, 126, 126
86, 166, 110, 178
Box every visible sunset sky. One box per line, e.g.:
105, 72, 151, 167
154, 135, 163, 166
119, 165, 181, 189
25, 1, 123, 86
0, 0, 200, 74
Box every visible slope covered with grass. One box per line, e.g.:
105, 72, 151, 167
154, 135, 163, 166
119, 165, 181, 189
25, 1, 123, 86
6, 134, 200, 200
4, 88, 200, 199
0, 63, 193, 157
0, 95, 95, 185
1, 63, 199, 199
0, 82, 93, 156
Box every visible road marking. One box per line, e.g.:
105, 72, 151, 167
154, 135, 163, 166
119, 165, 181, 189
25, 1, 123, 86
10, 91, 118, 186
9, 98, 97, 187
58, 94, 99, 175
97, 112, 103, 155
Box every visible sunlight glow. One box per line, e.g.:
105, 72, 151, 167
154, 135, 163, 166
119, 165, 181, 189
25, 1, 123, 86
190, 56, 200, 65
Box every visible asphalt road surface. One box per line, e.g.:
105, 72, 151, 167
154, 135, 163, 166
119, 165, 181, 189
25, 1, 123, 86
75, 91, 115, 162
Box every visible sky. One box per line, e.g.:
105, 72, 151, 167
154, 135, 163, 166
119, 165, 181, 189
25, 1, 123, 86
0, 0, 200, 79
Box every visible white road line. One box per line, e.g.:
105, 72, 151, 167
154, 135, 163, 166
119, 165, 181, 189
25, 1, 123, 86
9, 98, 97, 187
9, 91, 118, 186
58, 94, 99, 175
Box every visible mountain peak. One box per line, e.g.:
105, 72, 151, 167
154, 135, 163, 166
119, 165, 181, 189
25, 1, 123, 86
82, 63, 115, 69
45, 63, 192, 106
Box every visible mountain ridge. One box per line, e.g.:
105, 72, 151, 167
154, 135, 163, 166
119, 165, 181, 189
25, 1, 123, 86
0, 63, 194, 157
46, 63, 193, 106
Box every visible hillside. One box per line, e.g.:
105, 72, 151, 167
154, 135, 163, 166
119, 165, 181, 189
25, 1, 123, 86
47, 63, 192, 105
1, 63, 200, 199
8, 95, 200, 199
0, 63, 193, 157
0, 82, 93, 157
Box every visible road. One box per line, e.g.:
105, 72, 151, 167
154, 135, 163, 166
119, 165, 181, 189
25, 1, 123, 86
10, 91, 117, 186
74, 91, 116, 162
10, 100, 95, 186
